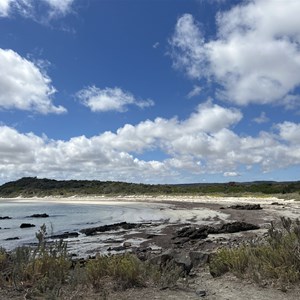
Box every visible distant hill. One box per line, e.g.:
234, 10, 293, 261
0, 177, 299, 198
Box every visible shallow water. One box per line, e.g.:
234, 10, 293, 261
0, 198, 228, 256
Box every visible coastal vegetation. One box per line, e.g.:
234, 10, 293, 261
1, 219, 300, 298
0, 177, 300, 198
0, 225, 180, 299
209, 217, 300, 291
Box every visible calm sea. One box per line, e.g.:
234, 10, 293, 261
0, 198, 227, 256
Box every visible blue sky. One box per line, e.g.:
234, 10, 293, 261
0, 0, 300, 184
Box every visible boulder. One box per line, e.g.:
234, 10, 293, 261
123, 241, 132, 248
151, 249, 193, 275
189, 251, 210, 267
20, 223, 35, 228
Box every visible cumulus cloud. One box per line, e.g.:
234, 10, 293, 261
76, 86, 154, 112
2, 101, 300, 183
0, 48, 66, 114
170, 1, 300, 107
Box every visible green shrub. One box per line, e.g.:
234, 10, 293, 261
209, 217, 300, 289
86, 253, 147, 290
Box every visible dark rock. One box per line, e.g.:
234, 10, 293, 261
123, 241, 132, 248
173, 237, 190, 245
104, 238, 124, 243
48, 232, 79, 239
174, 222, 259, 242
271, 202, 280, 205
228, 204, 262, 210
20, 223, 35, 228
146, 234, 158, 239
107, 246, 126, 251
189, 251, 210, 267
5, 237, 19, 241
151, 249, 192, 275
80, 221, 142, 236
176, 226, 209, 240
28, 213, 49, 218
215, 222, 260, 233
0, 216, 12, 220
195, 289, 206, 297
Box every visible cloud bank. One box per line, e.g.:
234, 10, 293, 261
1, 102, 300, 183
170, 0, 300, 107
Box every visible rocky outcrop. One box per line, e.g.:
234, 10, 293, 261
28, 213, 49, 218
5, 237, 19, 241
213, 222, 260, 233
150, 249, 211, 275
48, 232, 79, 239
80, 222, 143, 236
173, 222, 260, 242
0, 216, 12, 220
227, 204, 262, 210
176, 226, 209, 240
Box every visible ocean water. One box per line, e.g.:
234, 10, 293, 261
0, 198, 228, 256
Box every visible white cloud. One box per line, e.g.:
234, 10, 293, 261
76, 86, 154, 112
170, 13, 207, 79
170, 1, 300, 107
1, 101, 300, 183
0, 0, 12, 17
223, 172, 240, 177
0, 0, 75, 20
253, 112, 269, 124
0, 48, 66, 114
187, 85, 202, 98
43, 0, 74, 15
153, 42, 159, 49
277, 122, 300, 144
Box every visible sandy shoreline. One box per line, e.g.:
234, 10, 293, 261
0, 194, 289, 205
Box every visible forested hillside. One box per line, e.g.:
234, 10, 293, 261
0, 177, 300, 197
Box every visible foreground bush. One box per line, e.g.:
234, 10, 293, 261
209, 217, 300, 290
0, 225, 182, 298
0, 224, 71, 298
